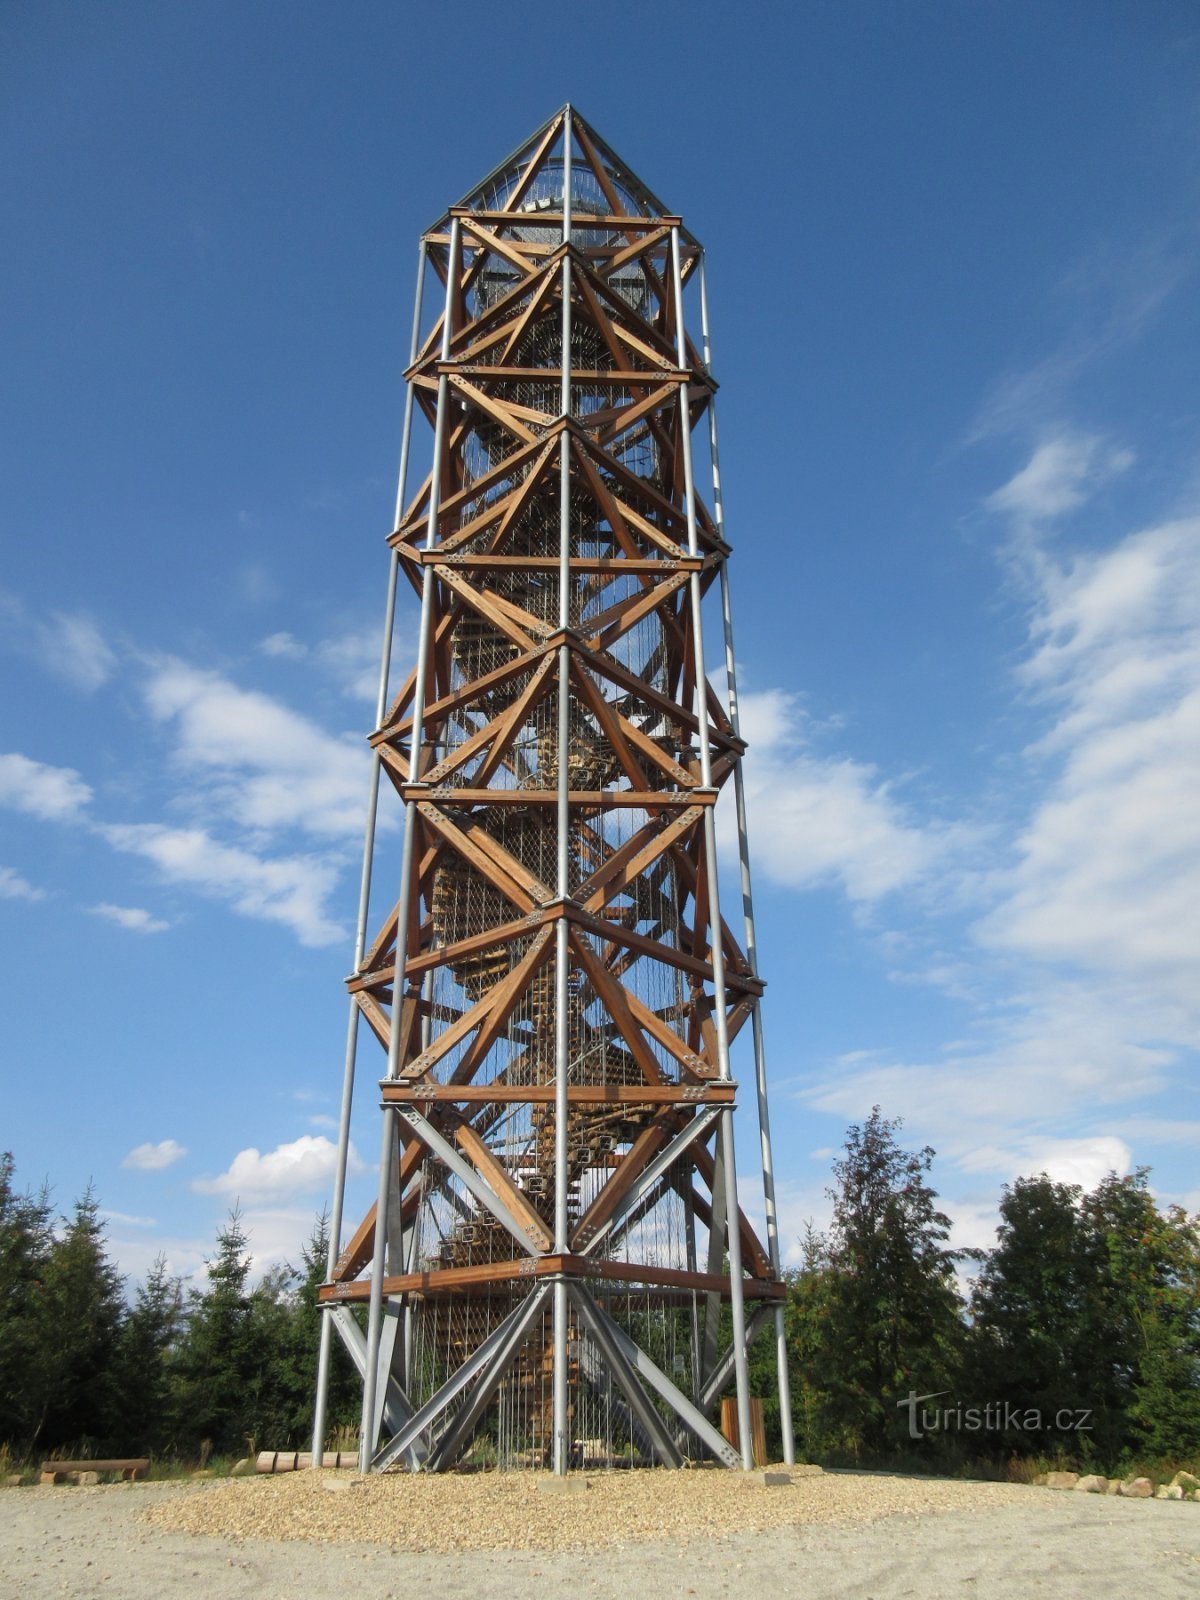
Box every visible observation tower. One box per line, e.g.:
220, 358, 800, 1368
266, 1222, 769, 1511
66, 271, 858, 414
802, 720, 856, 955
312, 107, 793, 1475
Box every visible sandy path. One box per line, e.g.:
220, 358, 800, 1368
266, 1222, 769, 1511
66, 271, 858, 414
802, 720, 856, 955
3, 1475, 1199, 1599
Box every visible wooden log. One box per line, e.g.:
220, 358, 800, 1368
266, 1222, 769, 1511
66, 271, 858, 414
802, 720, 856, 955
39, 1457, 149, 1483
720, 1396, 768, 1468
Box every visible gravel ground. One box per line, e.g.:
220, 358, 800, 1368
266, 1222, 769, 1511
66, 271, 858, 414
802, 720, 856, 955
4, 1471, 1200, 1599
142, 1465, 1038, 1551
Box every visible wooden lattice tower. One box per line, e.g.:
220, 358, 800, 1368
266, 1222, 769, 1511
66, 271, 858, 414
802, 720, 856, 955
312, 108, 794, 1474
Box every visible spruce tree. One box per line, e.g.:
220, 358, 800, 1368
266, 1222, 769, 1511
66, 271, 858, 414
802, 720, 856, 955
33, 1187, 126, 1451
172, 1209, 259, 1457
0, 1154, 55, 1449
115, 1255, 183, 1456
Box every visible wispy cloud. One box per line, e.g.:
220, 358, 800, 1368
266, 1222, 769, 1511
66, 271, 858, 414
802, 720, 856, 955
799, 437, 1200, 1213
123, 1138, 188, 1171
0, 751, 92, 820
258, 620, 405, 703
259, 630, 307, 661
985, 433, 1133, 523
101, 1209, 158, 1228
978, 485, 1200, 1026
314, 625, 391, 703
724, 688, 957, 903
89, 902, 170, 934
969, 239, 1188, 442
0, 865, 44, 901
0, 591, 117, 692
0, 633, 360, 948
804, 983, 1171, 1160
235, 561, 276, 604
36, 612, 117, 692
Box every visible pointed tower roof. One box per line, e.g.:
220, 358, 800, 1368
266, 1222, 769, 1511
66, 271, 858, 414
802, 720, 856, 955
426, 105, 698, 246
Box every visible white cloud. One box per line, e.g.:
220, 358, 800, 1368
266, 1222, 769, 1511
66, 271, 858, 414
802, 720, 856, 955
985, 434, 1132, 523
1019, 518, 1200, 740
236, 561, 276, 604
106, 1209, 326, 1289
767, 1176, 834, 1269
796, 455, 1199, 1228
102, 822, 344, 947
89, 902, 170, 934
1025, 1136, 1131, 1190
0, 865, 44, 901
36, 611, 117, 692
1095, 1116, 1200, 1148
803, 980, 1171, 1178
192, 1135, 360, 1202
944, 1199, 1006, 1257
105, 1230, 211, 1291
968, 242, 1185, 442
260, 621, 401, 704
0, 659, 359, 948
724, 689, 945, 902
101, 1210, 158, 1228
314, 626, 388, 703
141, 658, 369, 838
0, 751, 92, 820
123, 1138, 188, 1171
260, 631, 307, 660
0, 590, 117, 692
960, 1135, 1131, 1191
978, 515, 1200, 1023
238, 1207, 331, 1277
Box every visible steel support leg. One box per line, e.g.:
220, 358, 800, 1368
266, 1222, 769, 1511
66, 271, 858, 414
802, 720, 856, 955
372, 1288, 550, 1473
360, 218, 460, 1472
567, 1286, 683, 1468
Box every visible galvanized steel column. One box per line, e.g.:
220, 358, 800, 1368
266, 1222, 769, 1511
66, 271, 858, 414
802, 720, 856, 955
698, 254, 795, 1466
670, 227, 754, 1470
551, 108, 573, 1477
313, 238, 427, 1468
359, 218, 460, 1471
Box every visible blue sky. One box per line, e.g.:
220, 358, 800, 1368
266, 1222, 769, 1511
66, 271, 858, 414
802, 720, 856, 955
2, 1, 1199, 1286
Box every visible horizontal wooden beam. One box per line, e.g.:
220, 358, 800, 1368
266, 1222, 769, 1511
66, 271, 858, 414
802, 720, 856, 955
381, 1082, 736, 1106
320, 1253, 784, 1303
416, 552, 705, 574
448, 208, 683, 227
398, 786, 715, 809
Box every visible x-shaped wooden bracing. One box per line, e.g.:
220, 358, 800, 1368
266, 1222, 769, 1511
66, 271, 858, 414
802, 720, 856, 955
325, 108, 779, 1471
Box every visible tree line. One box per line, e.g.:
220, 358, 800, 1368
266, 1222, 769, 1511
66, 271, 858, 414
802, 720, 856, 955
3, 1114, 1199, 1472
754, 1109, 1200, 1471
0, 1153, 357, 1462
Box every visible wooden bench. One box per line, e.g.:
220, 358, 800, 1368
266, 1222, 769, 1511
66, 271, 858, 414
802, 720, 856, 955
39, 1458, 149, 1485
